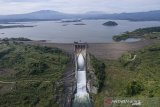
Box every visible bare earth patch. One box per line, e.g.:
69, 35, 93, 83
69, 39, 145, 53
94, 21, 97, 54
0, 83, 15, 95
0, 68, 16, 77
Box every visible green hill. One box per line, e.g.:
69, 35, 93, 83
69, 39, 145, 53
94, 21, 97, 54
0, 41, 69, 107
92, 41, 160, 107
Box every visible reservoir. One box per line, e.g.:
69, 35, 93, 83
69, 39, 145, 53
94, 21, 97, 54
0, 20, 160, 43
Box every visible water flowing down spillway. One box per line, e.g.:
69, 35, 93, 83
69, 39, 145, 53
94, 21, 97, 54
72, 53, 92, 107
72, 93, 92, 107
72, 70, 92, 107
77, 71, 87, 94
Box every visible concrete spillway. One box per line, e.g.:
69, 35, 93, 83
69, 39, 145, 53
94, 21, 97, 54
72, 51, 92, 107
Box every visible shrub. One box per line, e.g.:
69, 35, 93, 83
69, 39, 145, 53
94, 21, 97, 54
126, 80, 144, 96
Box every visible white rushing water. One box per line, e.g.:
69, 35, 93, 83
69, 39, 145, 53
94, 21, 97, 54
76, 71, 87, 95
72, 70, 92, 107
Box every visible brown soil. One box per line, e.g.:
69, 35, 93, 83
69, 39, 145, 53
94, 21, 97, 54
0, 68, 16, 77
88, 40, 158, 60
0, 83, 15, 95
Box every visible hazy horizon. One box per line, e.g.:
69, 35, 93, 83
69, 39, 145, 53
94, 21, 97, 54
0, 0, 160, 15
0, 9, 160, 16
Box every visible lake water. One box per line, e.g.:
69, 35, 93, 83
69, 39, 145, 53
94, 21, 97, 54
0, 20, 160, 43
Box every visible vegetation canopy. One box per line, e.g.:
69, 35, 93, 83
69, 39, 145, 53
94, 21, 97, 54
0, 41, 69, 107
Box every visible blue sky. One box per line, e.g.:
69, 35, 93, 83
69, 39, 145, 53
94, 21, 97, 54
0, 0, 160, 15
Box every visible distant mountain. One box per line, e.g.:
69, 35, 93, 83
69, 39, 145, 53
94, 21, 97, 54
0, 10, 160, 22
103, 10, 160, 21
85, 11, 107, 14
0, 10, 73, 20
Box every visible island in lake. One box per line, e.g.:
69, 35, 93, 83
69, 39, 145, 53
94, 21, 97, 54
103, 21, 118, 26
0, 25, 35, 29
73, 23, 86, 25
61, 19, 82, 23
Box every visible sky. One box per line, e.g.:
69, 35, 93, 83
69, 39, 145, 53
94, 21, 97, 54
0, 0, 160, 15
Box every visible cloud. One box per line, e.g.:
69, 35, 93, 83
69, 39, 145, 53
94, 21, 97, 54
0, 0, 160, 15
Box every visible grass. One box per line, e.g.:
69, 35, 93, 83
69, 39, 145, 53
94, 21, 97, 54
0, 41, 69, 107
90, 55, 106, 92
91, 42, 160, 107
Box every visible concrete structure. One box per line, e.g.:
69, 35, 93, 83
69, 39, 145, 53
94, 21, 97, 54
72, 42, 92, 107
